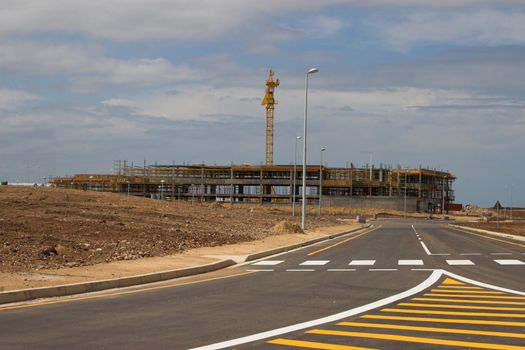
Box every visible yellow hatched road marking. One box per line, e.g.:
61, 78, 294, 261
436, 285, 484, 290
442, 278, 465, 285
425, 293, 525, 300
381, 308, 525, 318
430, 289, 504, 294
307, 227, 378, 256
306, 329, 525, 350
267, 338, 376, 350
336, 321, 525, 339
361, 314, 525, 327
413, 297, 525, 305
399, 302, 525, 311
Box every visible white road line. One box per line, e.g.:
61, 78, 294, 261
251, 260, 283, 266
494, 259, 525, 265
327, 269, 356, 272
460, 253, 482, 256
443, 271, 525, 296
446, 259, 475, 265
419, 241, 450, 256
420, 241, 432, 255
190, 270, 443, 350
491, 253, 513, 255
411, 268, 437, 271
349, 260, 376, 266
411, 224, 417, 233
246, 269, 274, 272
286, 269, 315, 272
398, 260, 424, 266
369, 268, 398, 271
300, 260, 330, 266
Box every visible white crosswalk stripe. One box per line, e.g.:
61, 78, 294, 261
494, 259, 525, 265
398, 259, 424, 266
252, 260, 284, 266
349, 260, 376, 266
300, 260, 330, 266
446, 259, 475, 265
250, 258, 525, 269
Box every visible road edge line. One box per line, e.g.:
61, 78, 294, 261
188, 270, 443, 350
442, 271, 525, 296
244, 224, 371, 262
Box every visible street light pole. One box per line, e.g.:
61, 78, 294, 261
442, 175, 447, 219
89, 175, 93, 191
404, 168, 407, 218
292, 136, 301, 216
160, 179, 165, 200
319, 148, 326, 215
301, 67, 319, 231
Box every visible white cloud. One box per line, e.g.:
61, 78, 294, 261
0, 41, 203, 86
379, 9, 525, 50
0, 88, 38, 110
0, 0, 348, 42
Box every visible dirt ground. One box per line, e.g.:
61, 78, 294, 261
456, 220, 525, 237
0, 186, 361, 274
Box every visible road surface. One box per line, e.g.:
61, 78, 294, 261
1, 219, 524, 349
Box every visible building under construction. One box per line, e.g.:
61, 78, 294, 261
52, 161, 455, 213
52, 69, 456, 212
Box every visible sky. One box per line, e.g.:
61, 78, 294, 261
0, 0, 524, 207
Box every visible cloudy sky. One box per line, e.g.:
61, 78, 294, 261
1, 0, 524, 206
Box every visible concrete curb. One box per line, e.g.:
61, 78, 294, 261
0, 259, 236, 305
245, 224, 371, 262
449, 224, 525, 243
0, 224, 371, 305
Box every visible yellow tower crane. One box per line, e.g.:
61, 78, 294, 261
261, 68, 280, 165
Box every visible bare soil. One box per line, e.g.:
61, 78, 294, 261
456, 220, 525, 237
0, 186, 351, 273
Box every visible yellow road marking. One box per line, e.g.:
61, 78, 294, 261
413, 297, 525, 305
361, 314, 525, 327
381, 307, 525, 318
307, 227, 378, 256
399, 302, 525, 311
425, 293, 525, 300
0, 271, 256, 312
307, 329, 525, 350
436, 285, 484, 290
337, 321, 525, 339
451, 226, 525, 249
430, 289, 504, 294
267, 338, 375, 350
442, 278, 465, 285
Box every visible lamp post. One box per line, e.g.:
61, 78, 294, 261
89, 175, 93, 191
292, 136, 302, 216
404, 168, 407, 218
160, 179, 165, 200
301, 67, 319, 230
506, 185, 513, 221
319, 148, 326, 215
127, 180, 130, 196
442, 175, 447, 219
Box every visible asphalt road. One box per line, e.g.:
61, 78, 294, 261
1, 219, 524, 349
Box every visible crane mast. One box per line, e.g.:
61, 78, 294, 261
261, 69, 280, 165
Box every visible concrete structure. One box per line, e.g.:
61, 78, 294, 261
52, 162, 455, 213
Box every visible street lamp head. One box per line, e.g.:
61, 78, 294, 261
307, 68, 319, 74
321, 148, 326, 152
296, 136, 302, 140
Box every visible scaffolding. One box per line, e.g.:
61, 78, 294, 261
52, 162, 455, 212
